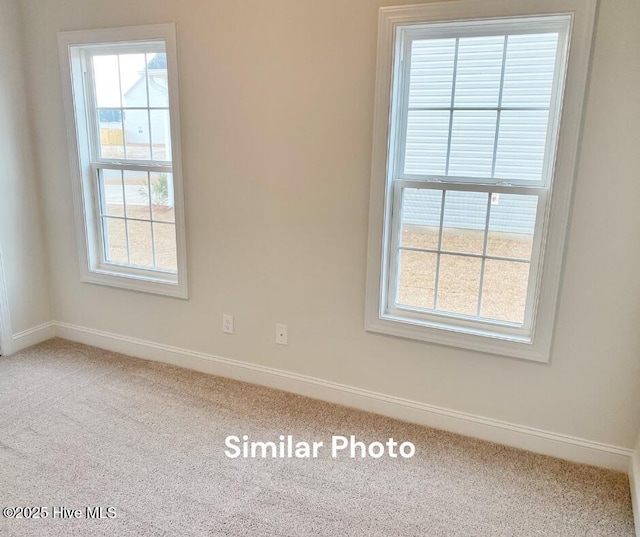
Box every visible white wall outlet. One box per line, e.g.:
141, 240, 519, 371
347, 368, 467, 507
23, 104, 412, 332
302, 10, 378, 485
223, 314, 234, 334
276, 323, 288, 345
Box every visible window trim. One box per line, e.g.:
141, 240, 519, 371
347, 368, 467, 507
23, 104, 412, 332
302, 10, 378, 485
365, 0, 598, 362
58, 24, 188, 299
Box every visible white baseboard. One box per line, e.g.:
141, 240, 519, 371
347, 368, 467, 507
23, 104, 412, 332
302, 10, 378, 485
630, 451, 640, 536
11, 321, 56, 353
50, 321, 632, 472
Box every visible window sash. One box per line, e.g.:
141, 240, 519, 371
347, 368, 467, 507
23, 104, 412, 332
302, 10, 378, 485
83, 46, 173, 168
384, 180, 548, 339
93, 164, 176, 275
393, 18, 570, 187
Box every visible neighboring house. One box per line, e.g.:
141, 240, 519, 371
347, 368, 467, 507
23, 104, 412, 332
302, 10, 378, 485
122, 54, 170, 145
403, 190, 537, 235
123, 53, 169, 147
96, 54, 170, 151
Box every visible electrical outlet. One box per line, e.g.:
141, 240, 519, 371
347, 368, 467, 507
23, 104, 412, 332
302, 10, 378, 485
223, 314, 234, 334
276, 323, 288, 345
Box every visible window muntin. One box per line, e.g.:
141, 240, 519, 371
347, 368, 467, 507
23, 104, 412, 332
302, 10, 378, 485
59, 25, 187, 298
382, 15, 570, 342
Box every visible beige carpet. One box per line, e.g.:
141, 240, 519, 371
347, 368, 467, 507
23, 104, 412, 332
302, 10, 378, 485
0, 339, 634, 536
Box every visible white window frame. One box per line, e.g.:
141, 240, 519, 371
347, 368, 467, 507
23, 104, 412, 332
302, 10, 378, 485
58, 24, 188, 299
365, 0, 598, 362
0, 247, 13, 356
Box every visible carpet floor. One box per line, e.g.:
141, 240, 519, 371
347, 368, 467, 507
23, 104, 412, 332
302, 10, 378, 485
0, 339, 634, 536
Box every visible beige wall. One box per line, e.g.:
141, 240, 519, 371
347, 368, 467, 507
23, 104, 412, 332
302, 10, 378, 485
17, 0, 640, 447
0, 0, 51, 336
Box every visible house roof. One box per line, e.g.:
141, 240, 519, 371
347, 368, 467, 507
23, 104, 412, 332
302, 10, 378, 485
122, 53, 168, 99
147, 53, 167, 70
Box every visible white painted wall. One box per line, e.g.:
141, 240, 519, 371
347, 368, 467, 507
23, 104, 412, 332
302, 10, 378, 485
17, 0, 640, 448
0, 0, 52, 342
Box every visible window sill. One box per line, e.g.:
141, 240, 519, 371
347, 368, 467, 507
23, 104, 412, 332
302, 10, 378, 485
365, 313, 549, 363
82, 267, 188, 299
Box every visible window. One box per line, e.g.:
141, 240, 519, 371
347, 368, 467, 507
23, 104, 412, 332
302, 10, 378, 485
365, 1, 597, 361
58, 25, 187, 298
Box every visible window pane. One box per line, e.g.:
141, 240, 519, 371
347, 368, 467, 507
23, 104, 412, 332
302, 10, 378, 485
397, 250, 437, 309
454, 36, 504, 108
100, 169, 124, 216
481, 260, 530, 324
119, 54, 148, 108
495, 110, 549, 182
436, 255, 482, 316
150, 172, 175, 222
408, 38, 456, 108
104, 217, 128, 264
150, 109, 171, 161
123, 170, 150, 220
127, 220, 153, 267
98, 109, 124, 159
147, 53, 169, 108
93, 55, 121, 108
153, 223, 177, 272
123, 109, 151, 160
487, 194, 537, 260
404, 110, 450, 175
400, 189, 442, 249
441, 191, 487, 254
502, 33, 558, 108
448, 110, 497, 177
